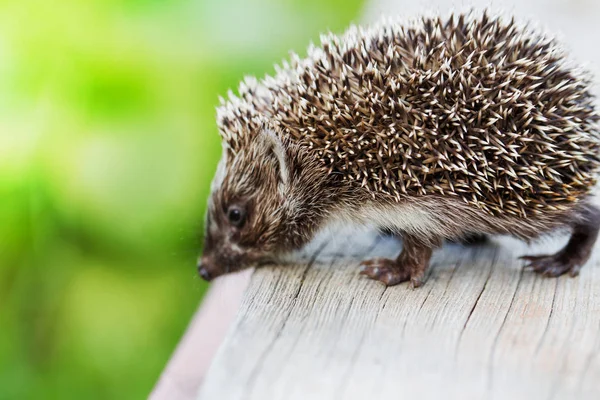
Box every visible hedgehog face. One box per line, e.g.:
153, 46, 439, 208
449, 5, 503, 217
198, 130, 295, 281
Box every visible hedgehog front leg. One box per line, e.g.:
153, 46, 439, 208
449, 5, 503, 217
359, 235, 438, 287
522, 205, 600, 277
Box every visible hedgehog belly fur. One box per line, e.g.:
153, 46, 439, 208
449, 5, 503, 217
351, 203, 439, 238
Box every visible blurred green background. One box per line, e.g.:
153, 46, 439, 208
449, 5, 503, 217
0, 0, 363, 398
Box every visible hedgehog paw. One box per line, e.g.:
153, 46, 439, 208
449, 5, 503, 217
359, 258, 423, 287
520, 254, 581, 277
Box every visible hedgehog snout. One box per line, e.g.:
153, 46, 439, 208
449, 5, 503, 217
198, 239, 251, 281
197, 255, 214, 281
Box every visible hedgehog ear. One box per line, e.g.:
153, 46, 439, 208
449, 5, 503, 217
258, 128, 290, 189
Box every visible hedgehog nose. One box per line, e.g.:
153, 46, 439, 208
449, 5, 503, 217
199, 267, 212, 281
197, 258, 212, 281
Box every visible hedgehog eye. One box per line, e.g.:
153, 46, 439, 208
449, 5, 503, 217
227, 205, 246, 228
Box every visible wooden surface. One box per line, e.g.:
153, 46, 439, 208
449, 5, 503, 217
197, 231, 600, 400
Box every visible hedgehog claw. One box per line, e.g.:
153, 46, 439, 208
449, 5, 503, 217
359, 258, 413, 286
520, 254, 579, 277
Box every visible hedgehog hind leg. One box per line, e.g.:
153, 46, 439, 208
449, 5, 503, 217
521, 204, 600, 277
359, 234, 439, 287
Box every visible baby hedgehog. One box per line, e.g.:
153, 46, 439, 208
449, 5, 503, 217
198, 12, 600, 287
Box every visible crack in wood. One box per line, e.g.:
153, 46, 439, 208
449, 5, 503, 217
243, 241, 328, 397
486, 264, 525, 395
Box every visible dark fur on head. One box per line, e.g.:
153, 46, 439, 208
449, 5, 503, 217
198, 123, 343, 280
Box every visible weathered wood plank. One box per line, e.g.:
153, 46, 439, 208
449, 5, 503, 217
197, 230, 600, 399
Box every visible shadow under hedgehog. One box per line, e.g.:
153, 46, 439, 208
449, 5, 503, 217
198, 12, 600, 287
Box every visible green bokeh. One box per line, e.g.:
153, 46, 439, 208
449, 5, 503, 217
0, 0, 363, 398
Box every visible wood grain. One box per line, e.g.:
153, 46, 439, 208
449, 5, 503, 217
197, 231, 600, 399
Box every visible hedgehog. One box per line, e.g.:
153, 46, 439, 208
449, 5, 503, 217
197, 12, 600, 287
